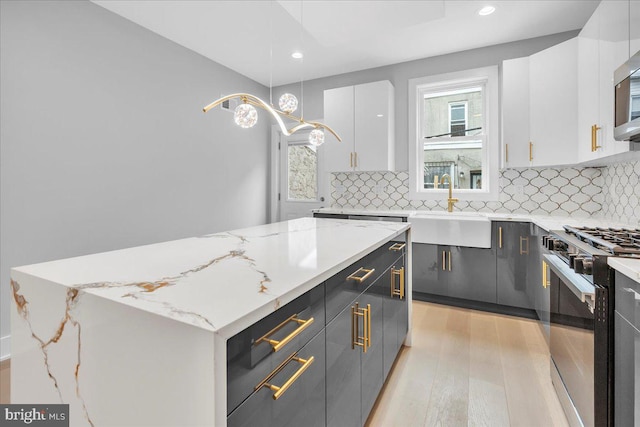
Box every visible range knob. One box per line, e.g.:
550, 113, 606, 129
574, 257, 586, 274
581, 257, 593, 275
546, 237, 557, 250
569, 253, 579, 268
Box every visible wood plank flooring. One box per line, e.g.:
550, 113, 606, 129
0, 302, 569, 426
367, 301, 569, 427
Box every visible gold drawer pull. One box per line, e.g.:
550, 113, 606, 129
391, 267, 405, 299
542, 260, 550, 289
255, 352, 315, 400
347, 267, 375, 283
389, 243, 406, 252
352, 302, 371, 352
499, 226, 503, 249
520, 236, 529, 255
442, 251, 446, 271
256, 314, 315, 352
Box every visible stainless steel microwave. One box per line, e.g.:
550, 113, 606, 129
614, 50, 640, 142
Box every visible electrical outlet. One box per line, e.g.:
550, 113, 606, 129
374, 184, 387, 195
515, 185, 524, 195
335, 184, 346, 195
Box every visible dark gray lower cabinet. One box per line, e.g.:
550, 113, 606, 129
382, 258, 407, 378
412, 243, 496, 304
614, 271, 640, 426
228, 330, 326, 427
495, 221, 533, 310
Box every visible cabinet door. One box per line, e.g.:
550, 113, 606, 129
360, 285, 384, 423
326, 304, 362, 427
502, 56, 531, 168
526, 224, 541, 310
412, 243, 447, 296
529, 37, 579, 166
227, 330, 326, 427
496, 222, 532, 309
632, 0, 640, 55
324, 85, 355, 172
447, 245, 497, 304
614, 312, 640, 427
577, 16, 602, 163
381, 257, 406, 378
354, 80, 394, 172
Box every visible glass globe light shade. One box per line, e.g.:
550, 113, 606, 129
309, 129, 325, 146
234, 104, 258, 128
278, 93, 298, 114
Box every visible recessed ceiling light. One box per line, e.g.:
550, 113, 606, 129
377, 114, 384, 117
291, 51, 303, 59
478, 5, 496, 16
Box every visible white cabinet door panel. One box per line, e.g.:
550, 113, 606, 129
324, 86, 354, 173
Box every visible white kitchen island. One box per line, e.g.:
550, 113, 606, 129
10, 217, 411, 427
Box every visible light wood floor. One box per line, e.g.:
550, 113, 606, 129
367, 301, 569, 427
0, 359, 9, 404
0, 302, 569, 426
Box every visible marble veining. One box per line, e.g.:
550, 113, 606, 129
12, 218, 409, 336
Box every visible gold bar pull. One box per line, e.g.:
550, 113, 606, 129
347, 267, 375, 283
519, 236, 529, 255
591, 124, 602, 152
354, 152, 358, 168
505, 143, 509, 163
389, 242, 406, 252
448, 251, 452, 271
529, 142, 533, 162
542, 260, 548, 289
255, 352, 315, 400
255, 314, 315, 352
391, 267, 405, 299
499, 227, 503, 249
442, 251, 446, 271
352, 302, 369, 352
350, 152, 353, 168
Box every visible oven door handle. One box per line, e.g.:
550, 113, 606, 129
543, 254, 596, 310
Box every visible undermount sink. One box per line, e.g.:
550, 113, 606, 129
409, 212, 492, 248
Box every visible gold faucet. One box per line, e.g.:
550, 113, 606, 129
440, 174, 459, 212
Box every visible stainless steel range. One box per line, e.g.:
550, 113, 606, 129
542, 226, 640, 427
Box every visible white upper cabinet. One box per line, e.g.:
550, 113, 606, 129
501, 56, 531, 168
528, 37, 579, 167
632, 0, 640, 55
577, 0, 633, 163
323, 80, 395, 172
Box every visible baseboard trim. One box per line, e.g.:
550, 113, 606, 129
0, 335, 10, 362
412, 292, 539, 320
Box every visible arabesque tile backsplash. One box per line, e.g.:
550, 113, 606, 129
330, 159, 640, 226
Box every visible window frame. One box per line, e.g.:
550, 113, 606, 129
408, 66, 499, 201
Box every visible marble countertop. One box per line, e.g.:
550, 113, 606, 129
608, 258, 640, 283
11, 217, 409, 338
312, 208, 638, 232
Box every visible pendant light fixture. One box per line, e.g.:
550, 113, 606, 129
202, 1, 340, 146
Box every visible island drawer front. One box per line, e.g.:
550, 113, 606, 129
228, 329, 326, 427
227, 285, 325, 414
326, 240, 406, 324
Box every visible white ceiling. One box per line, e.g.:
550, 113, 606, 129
91, 0, 599, 86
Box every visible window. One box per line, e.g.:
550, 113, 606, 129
408, 66, 499, 201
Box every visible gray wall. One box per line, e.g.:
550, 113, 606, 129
0, 0, 270, 356
274, 30, 579, 171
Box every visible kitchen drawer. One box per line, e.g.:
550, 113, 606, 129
227, 284, 325, 414
615, 271, 640, 330
228, 329, 326, 427
325, 240, 406, 324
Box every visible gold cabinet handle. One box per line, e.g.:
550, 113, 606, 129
255, 352, 315, 400
255, 314, 315, 352
391, 267, 405, 299
499, 227, 503, 249
389, 242, 406, 252
347, 267, 375, 283
354, 152, 358, 168
519, 236, 529, 255
542, 260, 548, 289
448, 250, 452, 271
352, 302, 371, 352
591, 124, 602, 152
442, 251, 446, 271
505, 143, 509, 163
350, 152, 354, 168
529, 142, 533, 162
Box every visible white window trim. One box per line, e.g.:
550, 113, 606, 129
408, 66, 499, 201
